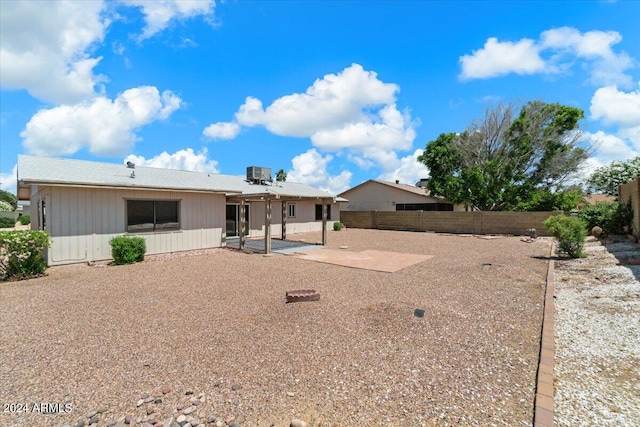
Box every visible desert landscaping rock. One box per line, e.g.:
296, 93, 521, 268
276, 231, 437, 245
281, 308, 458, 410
2, 229, 560, 425
290, 419, 308, 427
554, 238, 640, 426
183, 405, 196, 415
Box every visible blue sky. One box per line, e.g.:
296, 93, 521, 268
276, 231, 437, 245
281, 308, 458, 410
1, 1, 639, 195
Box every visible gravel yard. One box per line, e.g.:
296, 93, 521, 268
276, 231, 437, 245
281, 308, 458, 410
554, 238, 640, 426
0, 229, 550, 427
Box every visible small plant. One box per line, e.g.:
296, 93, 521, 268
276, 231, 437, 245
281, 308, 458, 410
0, 230, 51, 280
333, 221, 343, 231
0, 217, 15, 228
544, 215, 587, 258
109, 236, 146, 265
19, 215, 30, 225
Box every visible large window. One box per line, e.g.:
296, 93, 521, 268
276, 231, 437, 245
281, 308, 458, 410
315, 204, 331, 221
127, 200, 179, 232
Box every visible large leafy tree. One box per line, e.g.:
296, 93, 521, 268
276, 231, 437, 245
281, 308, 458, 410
418, 101, 588, 211
587, 156, 640, 196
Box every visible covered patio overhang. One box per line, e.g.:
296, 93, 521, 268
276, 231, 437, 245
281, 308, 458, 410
225, 192, 335, 254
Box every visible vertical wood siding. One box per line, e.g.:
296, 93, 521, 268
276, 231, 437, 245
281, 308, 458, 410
43, 186, 226, 265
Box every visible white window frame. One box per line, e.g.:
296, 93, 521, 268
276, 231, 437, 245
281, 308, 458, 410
287, 203, 296, 218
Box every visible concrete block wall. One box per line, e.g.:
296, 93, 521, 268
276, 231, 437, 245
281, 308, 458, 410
341, 211, 562, 236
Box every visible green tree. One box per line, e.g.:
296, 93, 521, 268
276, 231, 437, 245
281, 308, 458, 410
418, 101, 588, 211
0, 190, 17, 210
587, 156, 640, 196
275, 169, 287, 182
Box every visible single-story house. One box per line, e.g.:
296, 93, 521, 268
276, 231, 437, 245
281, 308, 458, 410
338, 179, 462, 211
17, 155, 341, 265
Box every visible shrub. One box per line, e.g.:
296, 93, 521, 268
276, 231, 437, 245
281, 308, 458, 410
0, 217, 15, 228
544, 215, 587, 258
333, 221, 343, 231
19, 215, 30, 225
0, 230, 51, 280
0, 200, 14, 212
109, 236, 146, 265
579, 200, 633, 236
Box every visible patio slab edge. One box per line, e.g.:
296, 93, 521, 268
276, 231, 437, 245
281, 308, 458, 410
534, 241, 555, 427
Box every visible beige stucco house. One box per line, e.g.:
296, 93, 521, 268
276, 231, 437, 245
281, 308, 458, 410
338, 179, 461, 211
17, 155, 341, 265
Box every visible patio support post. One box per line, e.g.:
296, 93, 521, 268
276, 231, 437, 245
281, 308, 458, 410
265, 198, 272, 254
282, 201, 287, 240
239, 199, 246, 250
322, 201, 327, 246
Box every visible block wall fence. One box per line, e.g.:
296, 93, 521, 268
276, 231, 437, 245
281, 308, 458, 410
340, 210, 564, 236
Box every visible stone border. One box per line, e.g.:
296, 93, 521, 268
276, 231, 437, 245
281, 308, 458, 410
534, 242, 555, 426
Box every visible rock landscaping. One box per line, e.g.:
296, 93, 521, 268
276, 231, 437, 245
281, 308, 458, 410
1, 229, 552, 426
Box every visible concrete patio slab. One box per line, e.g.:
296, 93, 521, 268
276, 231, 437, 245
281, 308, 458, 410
293, 248, 434, 272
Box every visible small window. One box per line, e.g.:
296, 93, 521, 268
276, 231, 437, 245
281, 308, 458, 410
127, 200, 179, 232
287, 203, 296, 218
315, 204, 331, 221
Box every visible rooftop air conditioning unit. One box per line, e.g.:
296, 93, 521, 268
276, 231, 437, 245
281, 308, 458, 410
247, 166, 272, 183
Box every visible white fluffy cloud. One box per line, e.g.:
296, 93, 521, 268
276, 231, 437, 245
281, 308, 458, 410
203, 122, 241, 140
460, 27, 635, 87
208, 64, 418, 176
0, 165, 18, 194
121, 0, 216, 40
541, 27, 635, 87
590, 83, 640, 150
21, 86, 183, 157
0, 0, 108, 104
125, 148, 218, 172
287, 149, 352, 194
376, 149, 430, 184
0, 1, 217, 104
459, 38, 545, 79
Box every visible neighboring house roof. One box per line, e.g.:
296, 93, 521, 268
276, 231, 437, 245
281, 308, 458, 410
17, 155, 336, 200
583, 194, 616, 205
338, 179, 451, 202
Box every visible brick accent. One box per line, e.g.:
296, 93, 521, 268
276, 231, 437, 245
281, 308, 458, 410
534, 242, 555, 427
285, 289, 320, 303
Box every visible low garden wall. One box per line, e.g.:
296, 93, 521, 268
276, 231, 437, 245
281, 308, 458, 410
340, 210, 563, 236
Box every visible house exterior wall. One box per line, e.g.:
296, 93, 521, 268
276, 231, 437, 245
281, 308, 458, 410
246, 200, 340, 236
341, 182, 445, 211
33, 186, 226, 266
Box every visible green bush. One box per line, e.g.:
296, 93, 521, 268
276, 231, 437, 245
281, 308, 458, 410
333, 221, 343, 231
0, 230, 51, 280
544, 215, 587, 258
579, 200, 633, 236
0, 200, 14, 212
18, 215, 30, 225
109, 236, 146, 265
0, 217, 15, 228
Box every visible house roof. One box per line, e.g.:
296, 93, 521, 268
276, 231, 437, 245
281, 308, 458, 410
17, 155, 336, 200
338, 179, 451, 202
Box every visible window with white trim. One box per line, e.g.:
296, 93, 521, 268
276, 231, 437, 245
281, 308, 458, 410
287, 203, 296, 218
127, 200, 179, 232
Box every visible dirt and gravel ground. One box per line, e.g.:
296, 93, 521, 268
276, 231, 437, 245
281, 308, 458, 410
0, 229, 550, 427
554, 237, 640, 426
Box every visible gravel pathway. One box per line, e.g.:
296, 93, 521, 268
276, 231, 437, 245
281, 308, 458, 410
554, 238, 640, 426
0, 229, 550, 427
